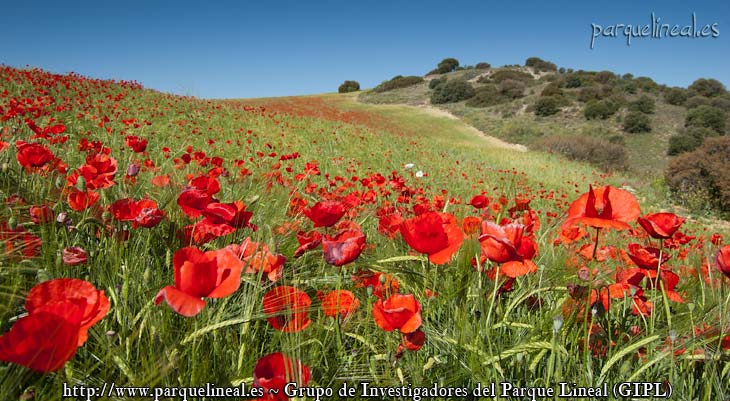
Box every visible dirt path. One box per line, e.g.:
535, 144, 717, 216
414, 104, 528, 152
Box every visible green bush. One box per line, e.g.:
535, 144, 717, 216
429, 77, 447, 90
685, 96, 712, 109
564, 74, 583, 88
533, 96, 561, 116
540, 82, 564, 97
465, 85, 503, 107
711, 96, 730, 112
633, 76, 660, 92
688, 78, 727, 97
537, 135, 627, 171
667, 127, 715, 156
373, 75, 424, 93
430, 79, 475, 104
666, 136, 730, 213
428, 58, 460, 75
481, 69, 534, 84
628, 95, 655, 114
577, 87, 601, 103
685, 105, 726, 133
593, 71, 616, 84
497, 79, 526, 99
583, 99, 619, 120
525, 57, 557, 72
475, 62, 491, 70
664, 88, 688, 106
623, 111, 652, 133
338, 80, 360, 93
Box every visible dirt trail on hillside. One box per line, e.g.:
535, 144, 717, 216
413, 104, 528, 152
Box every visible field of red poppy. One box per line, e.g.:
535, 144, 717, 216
2, 66, 730, 400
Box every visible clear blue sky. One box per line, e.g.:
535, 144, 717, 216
1, 0, 728, 99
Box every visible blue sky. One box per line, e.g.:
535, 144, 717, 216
1, 0, 728, 98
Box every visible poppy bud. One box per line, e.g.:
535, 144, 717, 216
7, 216, 17, 230
54, 176, 65, 189
1, 162, 8, 173
76, 176, 87, 192
126, 163, 140, 177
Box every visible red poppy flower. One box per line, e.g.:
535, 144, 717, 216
25, 278, 110, 346
469, 195, 489, 209
303, 200, 345, 227
262, 286, 311, 333
253, 352, 311, 401
124, 135, 148, 153
400, 211, 464, 265
132, 199, 164, 228
638, 212, 685, 239
77, 153, 118, 190
402, 329, 426, 351
151, 174, 171, 187
372, 293, 422, 333
67, 189, 100, 211
716, 245, 730, 279
0, 299, 84, 372
352, 270, 400, 299
155, 247, 243, 317
1, 223, 41, 259
462, 216, 481, 235
320, 290, 359, 319
479, 221, 538, 278
563, 185, 640, 231
627, 243, 670, 270
15, 141, 56, 171
322, 229, 366, 266
177, 189, 215, 218
29, 205, 53, 224
226, 238, 286, 282
293, 230, 322, 258
378, 212, 404, 238
62, 246, 88, 266
201, 201, 253, 229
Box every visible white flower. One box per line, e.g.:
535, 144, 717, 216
404, 163, 415, 169
415, 170, 424, 178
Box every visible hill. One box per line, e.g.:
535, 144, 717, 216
1, 65, 730, 399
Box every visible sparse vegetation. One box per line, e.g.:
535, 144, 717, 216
537, 135, 627, 171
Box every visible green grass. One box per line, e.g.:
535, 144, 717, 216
1, 67, 730, 400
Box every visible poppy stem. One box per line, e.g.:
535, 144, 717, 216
592, 228, 601, 261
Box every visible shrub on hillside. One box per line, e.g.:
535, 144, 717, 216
525, 57, 557, 72
429, 76, 447, 90
666, 136, 730, 213
373, 75, 424, 93
667, 127, 716, 156
577, 87, 601, 103
481, 70, 534, 84
537, 135, 627, 171
564, 74, 583, 88
475, 62, 491, 70
628, 95, 655, 114
684, 96, 712, 109
685, 105, 727, 133
541, 82, 564, 97
465, 85, 503, 107
533, 96, 561, 116
711, 96, 730, 112
497, 79, 526, 99
688, 78, 727, 97
430, 79, 475, 104
593, 71, 616, 84
338, 80, 360, 93
583, 99, 618, 120
428, 58, 460, 75
634, 77, 660, 92
623, 111, 652, 133
664, 88, 688, 106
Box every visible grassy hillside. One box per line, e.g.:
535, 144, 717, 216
1, 66, 730, 400
359, 63, 727, 180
